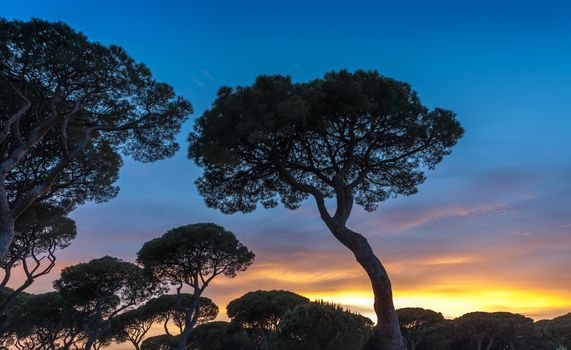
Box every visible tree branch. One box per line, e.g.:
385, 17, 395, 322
269, 151, 331, 221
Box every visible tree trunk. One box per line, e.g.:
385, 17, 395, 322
84, 300, 103, 350
0, 195, 14, 263
84, 330, 97, 350
177, 322, 192, 350
164, 318, 171, 335
259, 329, 269, 350
326, 222, 405, 350
176, 290, 202, 350
476, 337, 482, 350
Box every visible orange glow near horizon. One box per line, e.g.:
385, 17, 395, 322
11, 254, 571, 323
123, 282, 571, 348
15, 247, 571, 350
304, 287, 571, 322
8, 230, 571, 350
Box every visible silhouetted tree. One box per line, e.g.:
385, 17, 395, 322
227, 290, 309, 350
543, 313, 571, 349
533, 319, 558, 350
454, 312, 497, 350
141, 335, 178, 350
109, 307, 157, 350
0, 203, 76, 315
188, 321, 255, 350
137, 223, 255, 350
0, 18, 192, 261
54, 256, 164, 350
3, 291, 84, 350
273, 301, 374, 350
188, 70, 463, 350
496, 312, 537, 350
0, 287, 16, 346
421, 320, 454, 350
453, 312, 535, 350
142, 294, 219, 336
396, 308, 445, 350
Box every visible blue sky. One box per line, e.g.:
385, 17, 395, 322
3, 0, 571, 323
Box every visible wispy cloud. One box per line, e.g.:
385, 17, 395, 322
202, 69, 216, 81
192, 76, 205, 88
354, 203, 514, 234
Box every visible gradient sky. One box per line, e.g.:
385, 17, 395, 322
3, 0, 571, 345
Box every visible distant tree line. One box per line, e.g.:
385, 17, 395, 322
2, 207, 568, 350
0, 222, 254, 350
3, 281, 571, 350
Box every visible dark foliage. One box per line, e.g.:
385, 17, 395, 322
396, 308, 445, 350
273, 301, 374, 350
227, 290, 309, 349
54, 256, 164, 350
0, 203, 76, 315
137, 223, 254, 350
142, 294, 219, 336
141, 334, 179, 350
189, 70, 463, 214
2, 291, 84, 349
0, 17, 192, 261
188, 321, 255, 350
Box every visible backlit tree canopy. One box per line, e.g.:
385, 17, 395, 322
137, 223, 254, 350
189, 70, 463, 214
0, 203, 76, 315
453, 312, 536, 350
227, 290, 309, 333
543, 313, 571, 348
142, 294, 219, 336
3, 291, 83, 349
0, 18, 192, 259
109, 295, 219, 350
227, 290, 309, 349
274, 301, 374, 350
54, 256, 164, 350
396, 308, 445, 350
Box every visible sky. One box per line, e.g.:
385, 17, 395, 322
3, 0, 571, 344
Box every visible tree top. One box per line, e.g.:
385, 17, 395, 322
189, 69, 463, 215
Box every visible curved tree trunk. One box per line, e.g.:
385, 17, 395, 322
306, 185, 406, 350
328, 224, 405, 350
163, 318, 171, 335
275, 158, 407, 349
